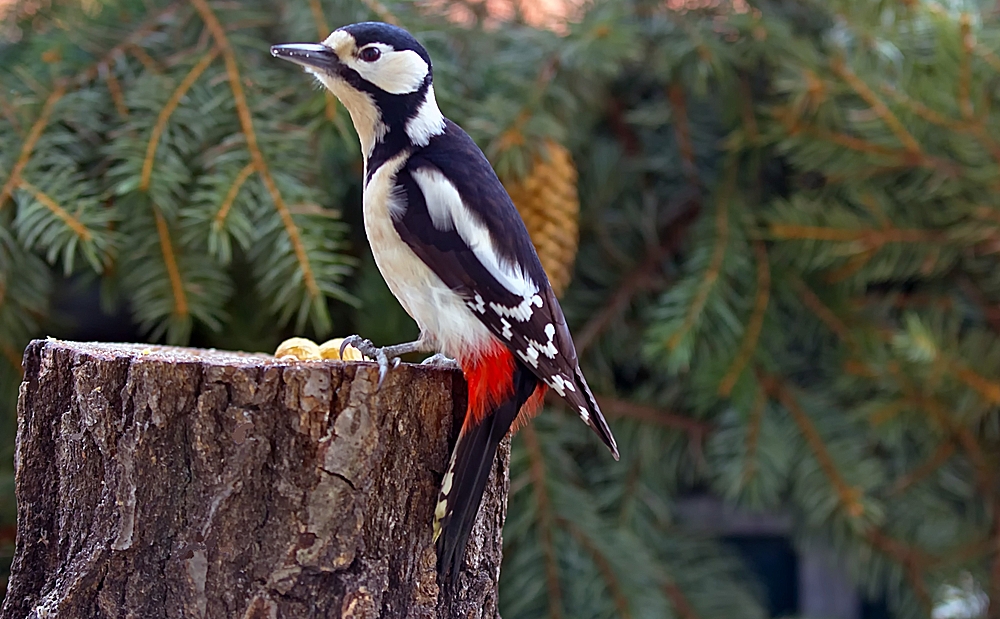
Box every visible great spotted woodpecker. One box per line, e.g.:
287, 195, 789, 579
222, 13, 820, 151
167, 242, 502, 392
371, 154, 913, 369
272, 21, 619, 581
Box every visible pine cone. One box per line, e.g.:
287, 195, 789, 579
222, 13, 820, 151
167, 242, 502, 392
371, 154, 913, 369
503, 140, 580, 297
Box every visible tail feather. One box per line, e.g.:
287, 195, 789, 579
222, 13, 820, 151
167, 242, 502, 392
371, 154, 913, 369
574, 366, 619, 460
435, 359, 539, 583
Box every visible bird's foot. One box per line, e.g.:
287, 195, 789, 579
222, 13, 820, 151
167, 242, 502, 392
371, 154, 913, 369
339, 335, 401, 389
421, 353, 459, 370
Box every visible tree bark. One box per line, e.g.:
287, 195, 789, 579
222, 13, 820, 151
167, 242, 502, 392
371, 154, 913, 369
2, 339, 507, 619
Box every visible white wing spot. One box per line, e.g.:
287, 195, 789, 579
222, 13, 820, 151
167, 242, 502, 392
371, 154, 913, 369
517, 347, 540, 368
578, 406, 590, 423
501, 318, 513, 340
441, 471, 454, 496
490, 294, 543, 322
524, 322, 558, 359
435, 499, 448, 519
469, 294, 486, 314
543, 374, 576, 397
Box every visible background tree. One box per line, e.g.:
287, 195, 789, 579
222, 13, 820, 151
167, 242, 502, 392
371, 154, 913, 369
2, 0, 1000, 617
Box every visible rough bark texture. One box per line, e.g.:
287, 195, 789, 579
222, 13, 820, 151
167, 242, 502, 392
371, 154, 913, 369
2, 340, 507, 619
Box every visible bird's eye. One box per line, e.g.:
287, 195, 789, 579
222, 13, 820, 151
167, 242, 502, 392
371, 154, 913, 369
359, 47, 381, 62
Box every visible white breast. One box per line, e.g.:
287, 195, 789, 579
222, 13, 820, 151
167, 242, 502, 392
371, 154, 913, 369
363, 154, 495, 361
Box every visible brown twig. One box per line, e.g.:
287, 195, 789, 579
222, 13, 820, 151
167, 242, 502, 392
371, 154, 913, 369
16, 180, 93, 241
959, 14, 975, 120
213, 163, 256, 230
576, 197, 700, 355
769, 224, 944, 245
740, 388, 767, 485
668, 83, 698, 185
141, 49, 220, 191
153, 207, 188, 320
760, 371, 865, 518
596, 396, 712, 437
830, 57, 922, 154
306, 0, 338, 122
189, 0, 320, 301
522, 425, 563, 619
719, 241, 770, 396
0, 84, 67, 211
889, 442, 955, 496
663, 579, 701, 619
665, 167, 735, 352
358, 0, 400, 25
864, 528, 933, 612
558, 518, 631, 619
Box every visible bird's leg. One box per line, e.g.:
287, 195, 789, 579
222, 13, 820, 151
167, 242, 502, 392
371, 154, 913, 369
421, 353, 459, 370
339, 334, 434, 389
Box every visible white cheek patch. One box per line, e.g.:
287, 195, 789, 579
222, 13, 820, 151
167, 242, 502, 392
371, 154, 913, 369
348, 47, 429, 95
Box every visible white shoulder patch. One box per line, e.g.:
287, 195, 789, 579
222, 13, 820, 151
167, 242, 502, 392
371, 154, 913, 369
406, 85, 446, 147
410, 167, 539, 297
411, 167, 458, 232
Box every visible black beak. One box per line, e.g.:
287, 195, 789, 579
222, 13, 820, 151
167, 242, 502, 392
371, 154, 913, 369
270, 43, 340, 72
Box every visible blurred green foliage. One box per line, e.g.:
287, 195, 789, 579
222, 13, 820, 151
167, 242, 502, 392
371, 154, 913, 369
3, 0, 1000, 616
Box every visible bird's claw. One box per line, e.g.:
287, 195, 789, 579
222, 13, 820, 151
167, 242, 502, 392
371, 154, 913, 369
340, 335, 401, 390
421, 353, 459, 369
339, 335, 373, 361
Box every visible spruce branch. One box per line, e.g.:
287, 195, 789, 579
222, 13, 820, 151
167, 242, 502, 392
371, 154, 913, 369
103, 63, 130, 119
140, 48, 220, 191
864, 529, 933, 613
15, 181, 91, 244
718, 241, 769, 397
210, 162, 256, 244
662, 167, 733, 354
575, 195, 699, 355
828, 56, 922, 155
188, 0, 327, 330
0, 84, 67, 211
759, 371, 866, 519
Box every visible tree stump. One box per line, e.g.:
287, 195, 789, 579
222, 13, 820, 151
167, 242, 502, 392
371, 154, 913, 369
2, 340, 507, 619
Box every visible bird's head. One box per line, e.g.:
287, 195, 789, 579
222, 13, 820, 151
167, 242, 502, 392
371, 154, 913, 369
272, 22, 444, 160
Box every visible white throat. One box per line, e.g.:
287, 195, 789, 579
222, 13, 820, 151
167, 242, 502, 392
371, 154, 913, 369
313, 71, 387, 160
